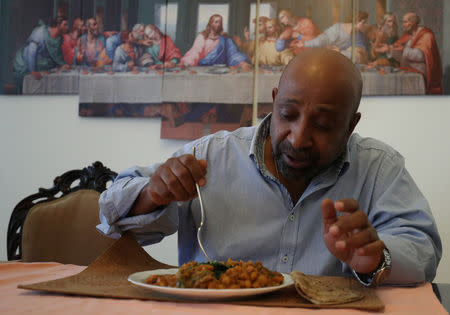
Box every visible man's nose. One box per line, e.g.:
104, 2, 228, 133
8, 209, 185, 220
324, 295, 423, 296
287, 119, 313, 149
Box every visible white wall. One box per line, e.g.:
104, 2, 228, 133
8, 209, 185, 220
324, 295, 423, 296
1, 95, 449, 283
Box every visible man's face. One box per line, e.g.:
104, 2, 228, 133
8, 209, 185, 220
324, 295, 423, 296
402, 14, 416, 34
356, 19, 368, 32
88, 19, 99, 36
77, 20, 86, 34
134, 26, 145, 40
383, 15, 397, 37
385, 16, 395, 29
58, 20, 69, 34
146, 29, 160, 45
257, 19, 265, 33
279, 13, 289, 26
270, 59, 359, 182
266, 22, 276, 37
128, 32, 137, 44
211, 16, 222, 34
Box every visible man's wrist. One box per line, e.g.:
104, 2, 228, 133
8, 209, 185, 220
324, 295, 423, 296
352, 248, 392, 287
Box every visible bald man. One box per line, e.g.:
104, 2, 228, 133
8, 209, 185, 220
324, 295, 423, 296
98, 48, 441, 287
391, 12, 443, 94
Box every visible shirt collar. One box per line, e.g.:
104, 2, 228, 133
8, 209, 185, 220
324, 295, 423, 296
249, 113, 272, 176
249, 112, 351, 180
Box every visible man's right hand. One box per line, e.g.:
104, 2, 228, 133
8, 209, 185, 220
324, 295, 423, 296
130, 154, 207, 216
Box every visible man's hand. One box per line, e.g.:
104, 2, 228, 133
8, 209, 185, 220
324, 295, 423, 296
243, 26, 250, 42
130, 155, 207, 216
31, 71, 42, 80
238, 61, 252, 72
321, 198, 385, 274
280, 28, 292, 40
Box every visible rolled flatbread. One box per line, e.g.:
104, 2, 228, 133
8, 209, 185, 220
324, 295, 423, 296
290, 271, 364, 305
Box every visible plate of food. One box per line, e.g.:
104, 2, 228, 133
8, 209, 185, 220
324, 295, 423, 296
128, 260, 294, 300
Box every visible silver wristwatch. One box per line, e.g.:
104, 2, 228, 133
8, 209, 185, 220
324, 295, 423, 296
352, 248, 392, 288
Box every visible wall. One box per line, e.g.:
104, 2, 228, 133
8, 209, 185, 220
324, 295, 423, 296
0, 94, 449, 283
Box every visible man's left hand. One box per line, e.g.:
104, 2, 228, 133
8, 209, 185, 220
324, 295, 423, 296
321, 198, 385, 274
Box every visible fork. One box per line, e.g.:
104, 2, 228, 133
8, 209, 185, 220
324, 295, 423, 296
192, 146, 211, 262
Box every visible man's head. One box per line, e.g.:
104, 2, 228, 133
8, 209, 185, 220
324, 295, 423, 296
86, 18, 99, 36
278, 9, 295, 27
208, 14, 223, 35
144, 24, 162, 46
72, 17, 85, 35
270, 48, 362, 182
49, 16, 68, 34
132, 23, 145, 41
402, 12, 420, 34
355, 11, 369, 32
265, 19, 281, 38
382, 13, 398, 38
252, 16, 269, 34
120, 30, 136, 44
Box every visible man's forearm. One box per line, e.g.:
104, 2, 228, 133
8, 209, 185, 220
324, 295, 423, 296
129, 182, 162, 216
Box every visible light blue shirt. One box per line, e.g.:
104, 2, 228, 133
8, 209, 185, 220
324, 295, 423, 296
98, 114, 441, 284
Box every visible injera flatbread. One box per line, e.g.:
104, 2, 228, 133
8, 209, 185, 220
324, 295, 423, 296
291, 271, 364, 305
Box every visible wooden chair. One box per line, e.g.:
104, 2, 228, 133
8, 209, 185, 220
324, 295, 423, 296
7, 161, 118, 265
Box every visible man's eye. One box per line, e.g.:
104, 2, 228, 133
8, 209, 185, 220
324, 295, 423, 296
314, 122, 332, 130
279, 111, 296, 121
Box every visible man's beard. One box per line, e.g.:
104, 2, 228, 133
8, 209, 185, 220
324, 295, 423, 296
273, 140, 346, 182
383, 24, 397, 38
90, 29, 98, 37
211, 25, 222, 36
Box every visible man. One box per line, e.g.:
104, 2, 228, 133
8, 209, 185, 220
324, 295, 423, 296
75, 18, 107, 67
390, 12, 442, 94
98, 48, 441, 286
240, 18, 294, 66
181, 14, 251, 71
368, 13, 399, 67
62, 17, 84, 65
13, 16, 69, 92
112, 30, 137, 73
142, 24, 182, 69
105, 23, 146, 64
276, 9, 320, 54
298, 11, 370, 64
232, 16, 269, 55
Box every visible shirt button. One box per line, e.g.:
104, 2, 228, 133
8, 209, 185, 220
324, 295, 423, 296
289, 214, 295, 221
282, 256, 289, 263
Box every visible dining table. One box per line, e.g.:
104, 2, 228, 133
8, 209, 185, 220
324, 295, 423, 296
22, 65, 426, 100
1, 260, 448, 315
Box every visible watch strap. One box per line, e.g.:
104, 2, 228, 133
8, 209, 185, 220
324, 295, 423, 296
352, 248, 391, 288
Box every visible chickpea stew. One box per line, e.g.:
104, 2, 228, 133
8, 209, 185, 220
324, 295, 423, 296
145, 259, 284, 289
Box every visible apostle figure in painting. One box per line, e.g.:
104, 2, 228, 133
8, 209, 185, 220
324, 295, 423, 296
142, 24, 182, 69
390, 12, 442, 94
105, 24, 146, 65
62, 17, 85, 66
243, 18, 294, 66
12, 16, 69, 92
112, 30, 138, 73
297, 11, 370, 65
181, 14, 251, 71
75, 18, 107, 68
275, 9, 320, 54
233, 16, 269, 56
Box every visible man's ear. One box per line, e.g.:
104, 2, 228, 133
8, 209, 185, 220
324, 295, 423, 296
348, 112, 361, 136
272, 87, 278, 102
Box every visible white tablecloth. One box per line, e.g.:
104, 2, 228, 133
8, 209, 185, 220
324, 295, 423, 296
22, 67, 426, 100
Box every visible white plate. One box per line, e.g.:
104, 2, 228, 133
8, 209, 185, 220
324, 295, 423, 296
128, 268, 294, 300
